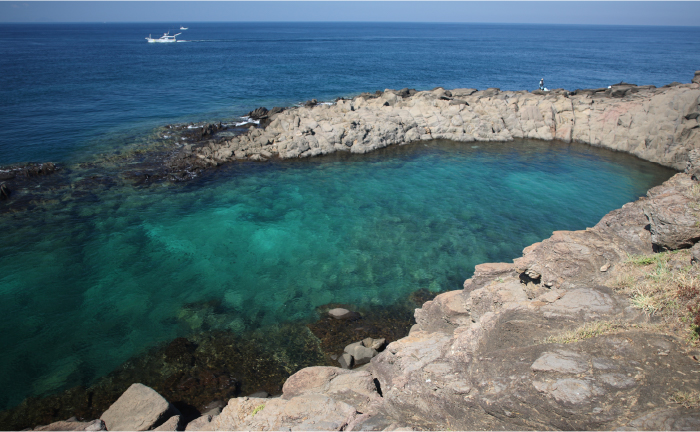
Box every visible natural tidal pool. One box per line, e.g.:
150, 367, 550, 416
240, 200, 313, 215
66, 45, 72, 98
0, 139, 676, 414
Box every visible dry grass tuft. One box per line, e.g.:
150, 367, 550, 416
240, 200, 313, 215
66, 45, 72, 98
670, 390, 700, 408
543, 320, 659, 345
544, 320, 624, 344
609, 249, 700, 343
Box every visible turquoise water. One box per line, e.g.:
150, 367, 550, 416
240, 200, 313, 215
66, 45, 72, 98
0, 20, 694, 420
0, 139, 676, 409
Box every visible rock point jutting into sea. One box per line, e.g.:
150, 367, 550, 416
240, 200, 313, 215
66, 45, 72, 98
10, 73, 700, 431
163, 70, 700, 183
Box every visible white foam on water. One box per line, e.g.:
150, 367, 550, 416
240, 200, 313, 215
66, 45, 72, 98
235, 117, 260, 126
294, 101, 335, 107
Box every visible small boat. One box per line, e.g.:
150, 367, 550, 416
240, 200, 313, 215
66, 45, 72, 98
145, 31, 181, 43
180, 26, 188, 30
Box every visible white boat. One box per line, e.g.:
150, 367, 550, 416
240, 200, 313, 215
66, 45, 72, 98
180, 26, 188, 30
145, 31, 182, 43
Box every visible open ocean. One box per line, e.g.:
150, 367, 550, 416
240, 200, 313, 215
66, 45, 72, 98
2, 22, 700, 164
0, 22, 697, 421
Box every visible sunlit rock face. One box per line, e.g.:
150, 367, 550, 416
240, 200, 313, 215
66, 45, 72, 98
190, 79, 700, 171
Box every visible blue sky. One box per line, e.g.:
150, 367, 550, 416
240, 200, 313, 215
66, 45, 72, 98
1, 1, 699, 26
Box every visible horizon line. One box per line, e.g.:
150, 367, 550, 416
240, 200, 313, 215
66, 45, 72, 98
2, 20, 699, 27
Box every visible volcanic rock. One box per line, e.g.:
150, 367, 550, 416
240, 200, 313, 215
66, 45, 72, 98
187, 73, 700, 172
246, 107, 269, 120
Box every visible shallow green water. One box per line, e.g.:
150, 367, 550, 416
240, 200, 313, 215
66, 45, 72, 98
0, 139, 675, 409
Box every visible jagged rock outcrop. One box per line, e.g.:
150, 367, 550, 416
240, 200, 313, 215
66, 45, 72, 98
184, 74, 700, 172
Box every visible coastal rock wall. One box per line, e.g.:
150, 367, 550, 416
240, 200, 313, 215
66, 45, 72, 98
189, 77, 700, 171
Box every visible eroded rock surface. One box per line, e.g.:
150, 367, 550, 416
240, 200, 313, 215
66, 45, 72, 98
184, 76, 700, 172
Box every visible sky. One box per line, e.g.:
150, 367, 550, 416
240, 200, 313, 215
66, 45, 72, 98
1, 1, 699, 26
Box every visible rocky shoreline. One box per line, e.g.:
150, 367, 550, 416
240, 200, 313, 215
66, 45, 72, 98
2, 72, 699, 214
24, 162, 700, 431
171, 70, 700, 176
0, 295, 430, 431
4, 73, 700, 430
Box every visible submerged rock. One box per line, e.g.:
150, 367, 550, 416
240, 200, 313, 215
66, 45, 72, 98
0, 183, 10, 200
308, 302, 415, 365
164, 337, 198, 366
328, 308, 352, 319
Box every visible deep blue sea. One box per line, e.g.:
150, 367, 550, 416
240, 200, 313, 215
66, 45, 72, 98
0, 22, 696, 414
2, 22, 700, 164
